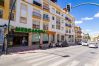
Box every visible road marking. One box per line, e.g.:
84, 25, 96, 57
32, 56, 60, 66
47, 58, 70, 66
66, 60, 80, 66
22, 53, 47, 60
27, 55, 56, 64
85, 63, 93, 66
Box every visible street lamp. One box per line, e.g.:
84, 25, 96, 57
5, 0, 16, 54
1, 24, 7, 52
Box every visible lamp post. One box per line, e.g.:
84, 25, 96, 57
5, 0, 16, 54
2, 24, 7, 52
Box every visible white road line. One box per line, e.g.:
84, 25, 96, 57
32, 56, 60, 66
66, 60, 80, 66
27, 55, 56, 64
22, 53, 47, 60
48, 58, 70, 66
85, 63, 93, 66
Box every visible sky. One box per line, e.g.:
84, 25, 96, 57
57, 0, 99, 36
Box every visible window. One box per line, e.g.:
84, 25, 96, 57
52, 25, 55, 29
43, 34, 49, 44
21, 4, 27, 17
20, 17, 27, 24
33, 20, 40, 29
52, 16, 54, 20
52, 8, 55, 13
32, 33, 40, 44
43, 23, 48, 30
43, 14, 49, 20
56, 17, 60, 29
0, 9, 3, 18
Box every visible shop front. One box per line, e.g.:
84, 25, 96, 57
13, 32, 28, 46
12, 27, 46, 47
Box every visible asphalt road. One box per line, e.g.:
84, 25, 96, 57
0, 45, 99, 66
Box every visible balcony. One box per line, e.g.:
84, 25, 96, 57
33, 24, 40, 29
0, 0, 4, 7
32, 12, 41, 19
43, 6, 50, 12
43, 3, 50, 12
33, 1, 42, 9
65, 17, 71, 22
65, 24, 71, 27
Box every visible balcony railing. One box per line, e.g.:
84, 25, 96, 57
33, 12, 41, 19
43, 5, 50, 10
33, 1, 42, 7
33, 24, 40, 29
0, 0, 4, 6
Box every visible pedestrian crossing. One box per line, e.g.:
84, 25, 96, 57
0, 46, 96, 66
15, 53, 94, 66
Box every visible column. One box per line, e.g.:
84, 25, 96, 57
3, 0, 10, 20
55, 33, 57, 43
28, 32, 32, 47
40, 33, 43, 44
48, 34, 51, 43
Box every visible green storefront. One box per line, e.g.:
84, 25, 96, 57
12, 27, 46, 46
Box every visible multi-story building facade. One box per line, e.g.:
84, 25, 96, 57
0, 0, 75, 48
82, 33, 90, 42
75, 26, 82, 43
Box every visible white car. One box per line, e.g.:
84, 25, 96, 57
88, 42, 98, 48
81, 42, 88, 46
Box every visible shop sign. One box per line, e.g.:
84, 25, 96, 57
15, 27, 46, 33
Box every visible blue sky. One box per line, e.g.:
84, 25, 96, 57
57, 0, 99, 36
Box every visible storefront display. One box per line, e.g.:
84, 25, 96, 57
43, 34, 49, 44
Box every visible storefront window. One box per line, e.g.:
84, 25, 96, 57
43, 34, 49, 44
32, 33, 40, 44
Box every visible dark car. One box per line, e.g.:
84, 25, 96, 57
61, 41, 69, 47
55, 42, 62, 47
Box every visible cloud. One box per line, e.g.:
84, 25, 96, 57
94, 12, 99, 18
81, 17, 93, 21
75, 20, 83, 24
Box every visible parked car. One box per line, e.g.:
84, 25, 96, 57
55, 41, 62, 47
61, 41, 69, 47
88, 42, 98, 48
81, 42, 88, 46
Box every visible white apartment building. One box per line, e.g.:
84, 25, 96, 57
0, 0, 75, 48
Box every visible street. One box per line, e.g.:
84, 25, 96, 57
0, 45, 99, 66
